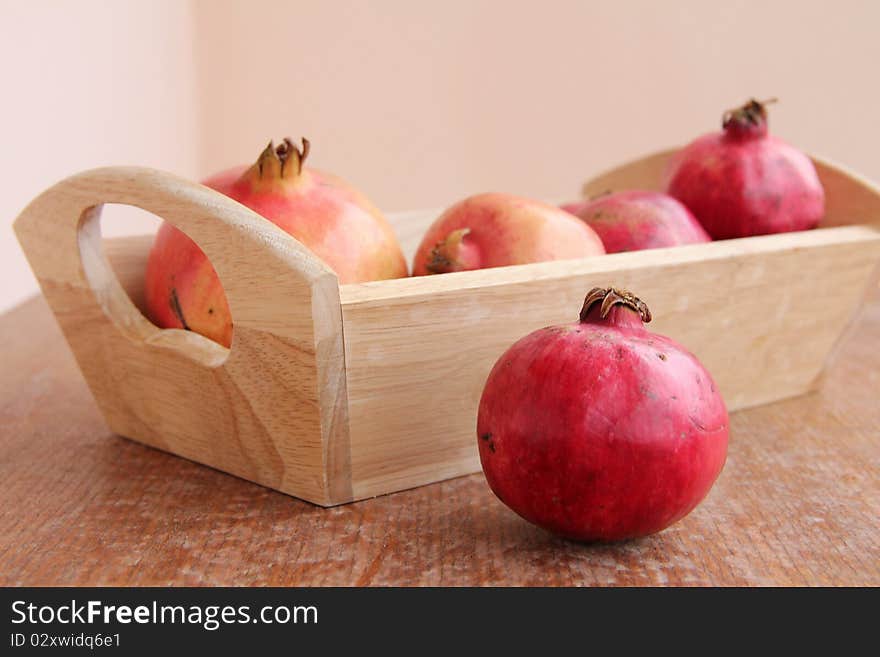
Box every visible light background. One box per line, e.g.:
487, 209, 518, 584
1, 0, 878, 311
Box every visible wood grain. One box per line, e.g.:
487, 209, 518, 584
14, 167, 351, 505
0, 292, 877, 586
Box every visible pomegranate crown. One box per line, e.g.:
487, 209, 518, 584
254, 136, 311, 181
722, 98, 777, 138
580, 287, 652, 323
426, 228, 471, 274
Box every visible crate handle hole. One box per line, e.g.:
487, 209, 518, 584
78, 203, 230, 367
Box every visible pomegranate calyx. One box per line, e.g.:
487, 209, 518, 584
722, 98, 776, 139
426, 228, 471, 274
580, 287, 652, 324
254, 137, 311, 182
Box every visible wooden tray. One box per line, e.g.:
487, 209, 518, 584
14, 150, 880, 506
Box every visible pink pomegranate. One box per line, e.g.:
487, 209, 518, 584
666, 98, 825, 239
145, 138, 408, 346
564, 190, 711, 253
412, 193, 605, 275
477, 287, 729, 542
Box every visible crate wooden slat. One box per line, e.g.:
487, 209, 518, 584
15, 152, 880, 505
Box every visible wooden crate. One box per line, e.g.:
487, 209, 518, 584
14, 150, 880, 505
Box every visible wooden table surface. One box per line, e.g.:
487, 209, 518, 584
1, 291, 878, 587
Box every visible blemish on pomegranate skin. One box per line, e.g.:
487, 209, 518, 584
481, 432, 497, 453
657, 353, 667, 361
169, 288, 190, 331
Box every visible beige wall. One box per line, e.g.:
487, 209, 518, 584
194, 0, 880, 210
2, 0, 879, 311
0, 0, 199, 311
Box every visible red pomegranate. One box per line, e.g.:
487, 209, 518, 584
666, 98, 825, 239
477, 287, 729, 542
412, 193, 605, 275
564, 190, 710, 253
145, 138, 408, 346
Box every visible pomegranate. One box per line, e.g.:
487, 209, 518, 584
412, 193, 605, 275
666, 98, 825, 239
477, 287, 729, 542
145, 138, 408, 346
564, 190, 711, 253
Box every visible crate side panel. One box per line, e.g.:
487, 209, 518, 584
341, 235, 880, 499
